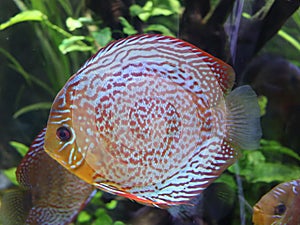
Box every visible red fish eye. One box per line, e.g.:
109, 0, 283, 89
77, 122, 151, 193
56, 126, 71, 142
274, 203, 286, 215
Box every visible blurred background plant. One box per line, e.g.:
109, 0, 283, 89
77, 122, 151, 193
0, 0, 299, 224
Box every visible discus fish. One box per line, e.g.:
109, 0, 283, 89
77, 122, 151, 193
0, 128, 95, 225
253, 179, 300, 225
44, 34, 261, 208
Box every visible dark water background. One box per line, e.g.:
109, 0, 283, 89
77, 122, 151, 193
0, 0, 299, 225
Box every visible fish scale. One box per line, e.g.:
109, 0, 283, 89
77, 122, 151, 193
44, 34, 261, 208
82, 72, 211, 188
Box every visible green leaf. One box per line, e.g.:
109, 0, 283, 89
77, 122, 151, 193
133, 0, 181, 21
119, 17, 138, 35
9, 141, 29, 157
13, 102, 52, 118
59, 36, 93, 54
138, 12, 151, 22
229, 149, 300, 183
78, 17, 94, 24
92, 27, 112, 47
59, 44, 93, 54
151, 7, 174, 17
165, 0, 181, 14
248, 163, 300, 183
242, 12, 251, 19
137, 1, 153, 21
258, 95, 267, 116
106, 200, 118, 210
60, 35, 86, 44
245, 151, 266, 165
66, 17, 83, 31
278, 29, 300, 52
93, 209, 113, 225
292, 9, 300, 28
113, 222, 126, 225
144, 24, 175, 36
90, 191, 105, 206
260, 139, 300, 161
77, 211, 91, 223
2, 168, 18, 185
0, 10, 46, 30
129, 4, 144, 17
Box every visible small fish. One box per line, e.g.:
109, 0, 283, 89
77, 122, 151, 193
253, 179, 300, 225
44, 34, 261, 208
0, 128, 95, 225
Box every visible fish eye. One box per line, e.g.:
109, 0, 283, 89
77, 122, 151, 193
56, 126, 71, 142
274, 203, 286, 215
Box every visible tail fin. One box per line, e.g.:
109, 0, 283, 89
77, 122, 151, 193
0, 188, 31, 225
225, 85, 262, 150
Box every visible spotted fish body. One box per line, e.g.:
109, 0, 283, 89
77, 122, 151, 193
253, 179, 300, 225
0, 129, 95, 225
44, 34, 261, 207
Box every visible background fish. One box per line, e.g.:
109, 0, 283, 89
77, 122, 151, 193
44, 34, 261, 208
0, 128, 95, 225
253, 179, 300, 225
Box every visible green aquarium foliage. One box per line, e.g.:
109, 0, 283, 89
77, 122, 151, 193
1, 0, 300, 224
72, 192, 126, 225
